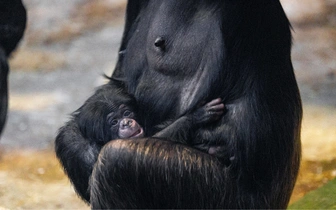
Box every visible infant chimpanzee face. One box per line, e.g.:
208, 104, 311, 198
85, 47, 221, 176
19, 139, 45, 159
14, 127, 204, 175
106, 104, 144, 139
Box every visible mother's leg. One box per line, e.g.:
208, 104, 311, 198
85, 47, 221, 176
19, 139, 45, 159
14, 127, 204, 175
90, 138, 233, 209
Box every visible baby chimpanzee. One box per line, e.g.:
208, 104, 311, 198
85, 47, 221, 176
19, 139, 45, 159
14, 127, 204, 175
75, 78, 224, 153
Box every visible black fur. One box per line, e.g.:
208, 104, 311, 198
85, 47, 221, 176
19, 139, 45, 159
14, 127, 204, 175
55, 81, 131, 201
0, 0, 26, 135
0, 48, 9, 135
71, 78, 223, 145
56, 0, 302, 208
76, 80, 137, 144
56, 79, 224, 202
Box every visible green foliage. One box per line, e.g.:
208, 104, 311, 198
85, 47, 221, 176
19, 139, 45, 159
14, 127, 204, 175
289, 178, 336, 209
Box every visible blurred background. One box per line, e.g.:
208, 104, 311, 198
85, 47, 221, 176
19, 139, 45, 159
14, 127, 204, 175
0, 0, 335, 208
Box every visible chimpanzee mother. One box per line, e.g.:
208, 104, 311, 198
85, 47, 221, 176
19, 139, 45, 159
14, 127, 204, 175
56, 0, 302, 208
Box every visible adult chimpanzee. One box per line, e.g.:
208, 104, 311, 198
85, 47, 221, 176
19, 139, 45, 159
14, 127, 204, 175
55, 0, 302, 208
0, 0, 26, 135
75, 78, 224, 145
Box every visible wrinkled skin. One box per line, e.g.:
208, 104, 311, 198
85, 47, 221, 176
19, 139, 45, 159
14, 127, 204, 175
56, 0, 302, 209
117, 118, 144, 138
106, 104, 145, 139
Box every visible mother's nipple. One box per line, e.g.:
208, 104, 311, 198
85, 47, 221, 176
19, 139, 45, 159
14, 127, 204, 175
154, 37, 166, 51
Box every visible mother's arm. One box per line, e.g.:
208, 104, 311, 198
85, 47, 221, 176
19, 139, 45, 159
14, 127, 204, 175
55, 119, 101, 202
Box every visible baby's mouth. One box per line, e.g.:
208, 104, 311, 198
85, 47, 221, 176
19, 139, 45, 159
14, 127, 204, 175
130, 127, 144, 138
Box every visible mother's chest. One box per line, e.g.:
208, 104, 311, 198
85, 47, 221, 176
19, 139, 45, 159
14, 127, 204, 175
123, 2, 223, 78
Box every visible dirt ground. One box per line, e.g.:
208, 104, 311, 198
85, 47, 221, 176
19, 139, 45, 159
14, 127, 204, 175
0, 0, 335, 209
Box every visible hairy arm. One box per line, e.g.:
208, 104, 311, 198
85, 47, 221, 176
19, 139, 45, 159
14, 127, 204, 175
55, 119, 101, 203
153, 98, 224, 144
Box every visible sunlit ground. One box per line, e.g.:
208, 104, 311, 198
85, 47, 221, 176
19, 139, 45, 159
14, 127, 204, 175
0, 150, 89, 209
290, 105, 336, 204
0, 104, 335, 208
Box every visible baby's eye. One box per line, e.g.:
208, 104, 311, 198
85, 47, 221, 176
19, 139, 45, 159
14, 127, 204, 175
110, 119, 118, 126
124, 110, 132, 117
